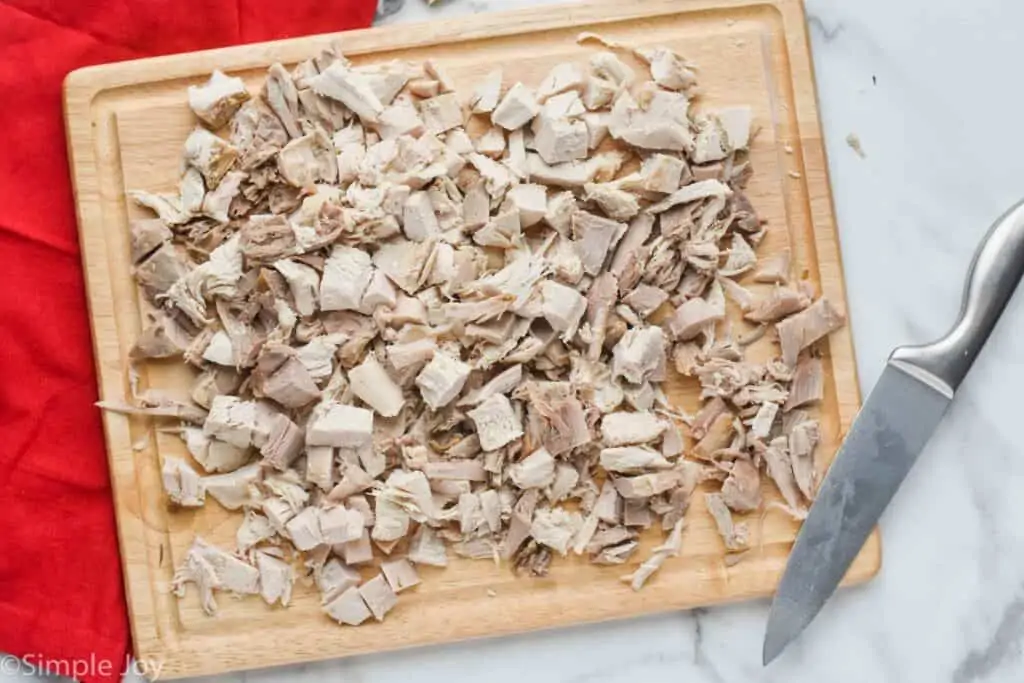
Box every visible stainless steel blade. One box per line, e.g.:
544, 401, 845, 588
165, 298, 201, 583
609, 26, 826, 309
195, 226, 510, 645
762, 361, 952, 664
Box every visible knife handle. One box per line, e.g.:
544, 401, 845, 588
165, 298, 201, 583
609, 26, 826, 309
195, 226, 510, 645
891, 199, 1024, 393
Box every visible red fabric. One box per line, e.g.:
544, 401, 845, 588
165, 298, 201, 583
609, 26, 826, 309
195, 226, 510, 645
0, 1, 376, 681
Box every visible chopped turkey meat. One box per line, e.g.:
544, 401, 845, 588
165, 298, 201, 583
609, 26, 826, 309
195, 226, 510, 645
776, 297, 846, 366
491, 82, 539, 130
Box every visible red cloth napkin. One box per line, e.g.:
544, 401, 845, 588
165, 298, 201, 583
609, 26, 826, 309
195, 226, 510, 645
0, 1, 376, 681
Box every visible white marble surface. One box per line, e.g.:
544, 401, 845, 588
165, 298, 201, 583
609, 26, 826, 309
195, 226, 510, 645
8, 0, 1024, 681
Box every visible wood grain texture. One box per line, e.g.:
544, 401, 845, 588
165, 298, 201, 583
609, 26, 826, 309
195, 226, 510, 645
63, 0, 879, 678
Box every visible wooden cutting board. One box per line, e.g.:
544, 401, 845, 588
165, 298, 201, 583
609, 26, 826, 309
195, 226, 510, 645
64, 0, 879, 678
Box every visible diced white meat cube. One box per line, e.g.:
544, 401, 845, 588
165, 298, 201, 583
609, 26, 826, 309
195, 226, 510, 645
509, 447, 556, 489
381, 558, 421, 593
306, 401, 374, 448
505, 184, 547, 227
348, 355, 405, 417
358, 574, 398, 622
540, 280, 587, 341
491, 82, 539, 130
324, 586, 373, 626
467, 394, 523, 451
415, 351, 471, 409
203, 396, 257, 448
285, 506, 323, 551
321, 246, 374, 311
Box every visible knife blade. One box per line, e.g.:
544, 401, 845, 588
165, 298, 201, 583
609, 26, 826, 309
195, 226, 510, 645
764, 198, 1024, 664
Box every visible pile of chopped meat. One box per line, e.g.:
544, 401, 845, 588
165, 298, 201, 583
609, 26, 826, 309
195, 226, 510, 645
115, 36, 846, 626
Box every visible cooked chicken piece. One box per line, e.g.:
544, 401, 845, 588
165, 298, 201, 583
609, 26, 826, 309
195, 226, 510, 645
720, 458, 761, 512
533, 114, 588, 165
789, 419, 820, 500
407, 78, 440, 98
458, 365, 523, 407
173, 537, 259, 614
536, 62, 586, 102
776, 297, 846, 366
277, 130, 337, 189
372, 238, 435, 295
317, 558, 362, 603
785, 356, 824, 411
255, 551, 294, 607
129, 218, 173, 266
622, 517, 685, 591
474, 125, 506, 158
668, 297, 725, 341
342, 528, 375, 565
309, 62, 384, 123
607, 88, 692, 151
467, 394, 523, 451
162, 457, 206, 507
320, 246, 374, 311
424, 459, 487, 482
505, 184, 547, 227
509, 447, 556, 489
754, 248, 791, 284
527, 151, 617, 189
491, 82, 539, 130
409, 525, 449, 567
600, 411, 668, 446
583, 182, 639, 221
306, 401, 373, 448
237, 510, 276, 551
612, 327, 666, 385
636, 47, 697, 92
720, 235, 757, 277
324, 586, 372, 626
600, 446, 671, 474
203, 396, 257, 448
252, 345, 320, 409
262, 63, 302, 138
705, 492, 749, 551
320, 505, 365, 545
590, 51, 634, 85
472, 209, 522, 250
284, 506, 323, 551
379, 558, 420, 594
572, 210, 623, 275
466, 152, 512, 198
189, 70, 250, 129
612, 468, 683, 499
183, 128, 239, 189
530, 507, 582, 556
420, 93, 463, 134
416, 351, 471, 409
582, 75, 617, 111
745, 286, 811, 324
462, 181, 491, 231
661, 423, 684, 458
748, 401, 779, 440
581, 111, 610, 150
690, 406, 735, 458
622, 284, 668, 319
377, 101, 426, 140
539, 280, 587, 341
129, 190, 189, 226
349, 354, 405, 417
645, 178, 731, 215
544, 191, 577, 235
470, 68, 503, 113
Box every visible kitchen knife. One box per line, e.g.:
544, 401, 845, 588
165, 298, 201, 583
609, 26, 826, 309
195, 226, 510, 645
763, 198, 1024, 665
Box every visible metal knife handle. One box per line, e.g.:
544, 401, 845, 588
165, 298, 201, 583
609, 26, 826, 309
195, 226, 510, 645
891, 199, 1024, 392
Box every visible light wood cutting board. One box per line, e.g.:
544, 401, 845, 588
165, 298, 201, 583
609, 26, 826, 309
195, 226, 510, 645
63, 0, 880, 678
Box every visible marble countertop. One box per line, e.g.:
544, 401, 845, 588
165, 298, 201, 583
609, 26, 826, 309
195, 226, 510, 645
7, 0, 1024, 681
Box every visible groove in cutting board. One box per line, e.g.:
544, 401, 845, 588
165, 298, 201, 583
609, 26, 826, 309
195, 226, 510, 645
64, 0, 879, 678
